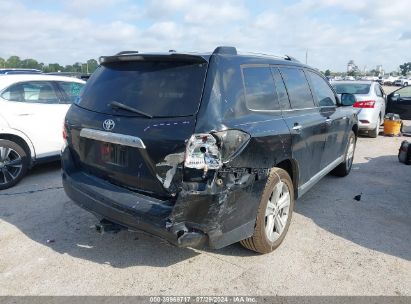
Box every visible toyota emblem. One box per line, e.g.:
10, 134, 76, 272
103, 119, 115, 131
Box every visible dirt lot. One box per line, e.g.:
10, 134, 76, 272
0, 122, 410, 296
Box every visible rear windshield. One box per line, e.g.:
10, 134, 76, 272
77, 60, 208, 117
332, 83, 371, 94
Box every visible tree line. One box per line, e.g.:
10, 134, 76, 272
0, 55, 98, 74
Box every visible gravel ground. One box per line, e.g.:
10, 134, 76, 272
0, 121, 410, 296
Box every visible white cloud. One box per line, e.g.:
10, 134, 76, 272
0, 0, 410, 72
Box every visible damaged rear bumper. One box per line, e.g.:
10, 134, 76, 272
61, 146, 265, 249
62, 170, 208, 248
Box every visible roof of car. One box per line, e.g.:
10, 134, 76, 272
0, 74, 86, 90
99, 46, 308, 68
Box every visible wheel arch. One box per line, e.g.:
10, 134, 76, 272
275, 158, 299, 199
0, 131, 36, 166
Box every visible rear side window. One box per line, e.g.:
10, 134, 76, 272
271, 68, 290, 109
307, 71, 336, 107
242, 67, 280, 111
279, 68, 315, 109
1, 81, 60, 104
58, 81, 85, 104
78, 61, 208, 117
374, 85, 383, 97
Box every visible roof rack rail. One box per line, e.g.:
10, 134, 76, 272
169, 49, 177, 53
213, 46, 237, 55
116, 51, 139, 55
284, 55, 300, 63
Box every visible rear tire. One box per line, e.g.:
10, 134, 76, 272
0, 140, 29, 190
331, 131, 356, 177
369, 116, 380, 138
240, 168, 294, 254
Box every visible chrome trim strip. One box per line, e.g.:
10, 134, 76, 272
298, 155, 344, 198
80, 128, 146, 149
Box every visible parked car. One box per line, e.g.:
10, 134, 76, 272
0, 74, 85, 189
62, 46, 358, 254
331, 81, 386, 137
382, 76, 399, 86
394, 77, 410, 87
0, 68, 42, 75
386, 86, 411, 120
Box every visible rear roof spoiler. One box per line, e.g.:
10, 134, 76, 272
99, 53, 208, 64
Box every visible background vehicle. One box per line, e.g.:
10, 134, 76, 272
0, 74, 85, 189
331, 81, 385, 137
386, 86, 411, 120
0, 69, 42, 75
62, 46, 358, 254
394, 77, 410, 87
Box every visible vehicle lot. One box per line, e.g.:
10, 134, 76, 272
0, 124, 410, 296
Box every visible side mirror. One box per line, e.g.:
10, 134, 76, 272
340, 93, 356, 106
390, 93, 400, 102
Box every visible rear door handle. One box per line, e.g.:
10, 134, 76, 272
325, 118, 332, 124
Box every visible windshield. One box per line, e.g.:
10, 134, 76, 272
332, 83, 371, 94
77, 60, 208, 117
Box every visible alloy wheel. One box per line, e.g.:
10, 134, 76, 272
0, 146, 23, 186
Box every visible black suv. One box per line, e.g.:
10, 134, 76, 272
62, 46, 358, 254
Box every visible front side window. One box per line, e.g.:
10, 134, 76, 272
307, 71, 336, 107
395, 86, 411, 98
58, 81, 85, 104
242, 67, 280, 111
1, 81, 60, 104
279, 67, 315, 109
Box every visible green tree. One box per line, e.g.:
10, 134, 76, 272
86, 59, 98, 73
347, 70, 356, 77
20, 58, 41, 69
324, 69, 331, 76
399, 62, 411, 76
6, 56, 21, 68
0, 57, 5, 68
44, 63, 64, 73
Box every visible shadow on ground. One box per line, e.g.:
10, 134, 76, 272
294, 154, 411, 261
0, 153, 410, 268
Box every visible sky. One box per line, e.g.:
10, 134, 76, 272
1, 0, 410, 72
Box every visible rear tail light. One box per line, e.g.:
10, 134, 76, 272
353, 100, 375, 108
184, 130, 250, 170
360, 120, 370, 124
185, 134, 221, 170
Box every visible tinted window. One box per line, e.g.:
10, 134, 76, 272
333, 83, 371, 94
279, 68, 314, 109
307, 71, 336, 107
58, 81, 85, 104
242, 67, 280, 111
1, 81, 60, 104
78, 61, 207, 117
396, 86, 411, 98
271, 68, 290, 109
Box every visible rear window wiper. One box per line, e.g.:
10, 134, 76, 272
110, 101, 153, 118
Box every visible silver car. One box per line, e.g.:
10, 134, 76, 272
332, 81, 386, 138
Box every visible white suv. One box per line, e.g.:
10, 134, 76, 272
0, 74, 85, 189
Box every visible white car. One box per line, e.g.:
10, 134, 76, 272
394, 78, 410, 87
0, 74, 85, 189
332, 81, 386, 138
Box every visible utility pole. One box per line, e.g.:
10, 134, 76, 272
305, 49, 308, 64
